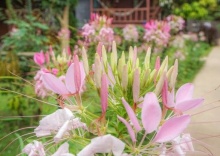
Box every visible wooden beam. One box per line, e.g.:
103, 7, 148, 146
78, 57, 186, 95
146, 0, 150, 21
90, 0, 93, 16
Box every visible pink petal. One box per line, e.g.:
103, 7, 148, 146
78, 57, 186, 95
176, 83, 194, 103
141, 92, 162, 133
154, 115, 191, 143
118, 116, 136, 142
65, 63, 76, 94
101, 74, 108, 114
175, 98, 204, 112
122, 98, 141, 132
42, 73, 69, 95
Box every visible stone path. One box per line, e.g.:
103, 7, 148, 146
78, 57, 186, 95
186, 45, 220, 155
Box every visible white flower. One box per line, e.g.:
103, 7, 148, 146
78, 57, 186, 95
34, 108, 87, 142
23, 141, 45, 156
77, 134, 125, 156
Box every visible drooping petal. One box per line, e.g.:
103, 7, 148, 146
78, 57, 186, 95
52, 142, 74, 156
77, 134, 125, 156
42, 73, 69, 95
121, 98, 141, 132
154, 115, 191, 143
101, 74, 108, 114
118, 116, 136, 142
175, 98, 204, 112
141, 92, 162, 133
176, 83, 194, 103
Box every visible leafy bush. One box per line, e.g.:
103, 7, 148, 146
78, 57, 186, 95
1, 15, 49, 52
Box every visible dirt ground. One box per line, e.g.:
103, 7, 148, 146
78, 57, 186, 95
186, 45, 220, 156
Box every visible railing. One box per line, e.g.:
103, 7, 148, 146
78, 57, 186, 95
92, 7, 161, 26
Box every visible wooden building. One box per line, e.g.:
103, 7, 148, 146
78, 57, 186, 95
90, 0, 161, 26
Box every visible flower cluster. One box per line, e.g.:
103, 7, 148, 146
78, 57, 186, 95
80, 13, 114, 51
143, 20, 170, 52
122, 24, 139, 42
25, 42, 204, 156
166, 15, 185, 34
33, 47, 71, 98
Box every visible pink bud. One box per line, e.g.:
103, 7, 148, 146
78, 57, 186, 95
162, 77, 168, 106
52, 68, 59, 75
155, 56, 160, 71
73, 55, 81, 93
96, 42, 102, 57
34, 51, 45, 66
101, 74, 108, 114
45, 52, 50, 63
67, 46, 71, 56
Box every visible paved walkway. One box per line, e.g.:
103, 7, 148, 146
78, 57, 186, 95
186, 44, 220, 155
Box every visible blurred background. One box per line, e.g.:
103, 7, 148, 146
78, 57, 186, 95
0, 0, 220, 155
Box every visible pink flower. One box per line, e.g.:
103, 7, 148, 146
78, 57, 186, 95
77, 134, 125, 156
34, 70, 49, 98
42, 58, 85, 95
123, 25, 139, 42
160, 134, 194, 155
165, 83, 204, 113
58, 28, 70, 39
82, 24, 95, 39
34, 51, 45, 66
166, 15, 185, 33
144, 20, 170, 48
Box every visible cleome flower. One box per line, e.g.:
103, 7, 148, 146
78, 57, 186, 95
34, 108, 87, 143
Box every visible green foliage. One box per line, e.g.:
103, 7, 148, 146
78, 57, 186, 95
0, 52, 20, 76
173, 0, 217, 20
1, 15, 49, 52
165, 40, 211, 86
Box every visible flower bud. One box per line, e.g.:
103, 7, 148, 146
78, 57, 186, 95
82, 47, 89, 75
118, 52, 125, 80
102, 45, 107, 69
133, 68, 140, 103
155, 72, 166, 96
144, 47, 151, 69
111, 41, 117, 71
94, 54, 102, 88
169, 59, 178, 89
34, 51, 45, 66
121, 64, 128, 90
